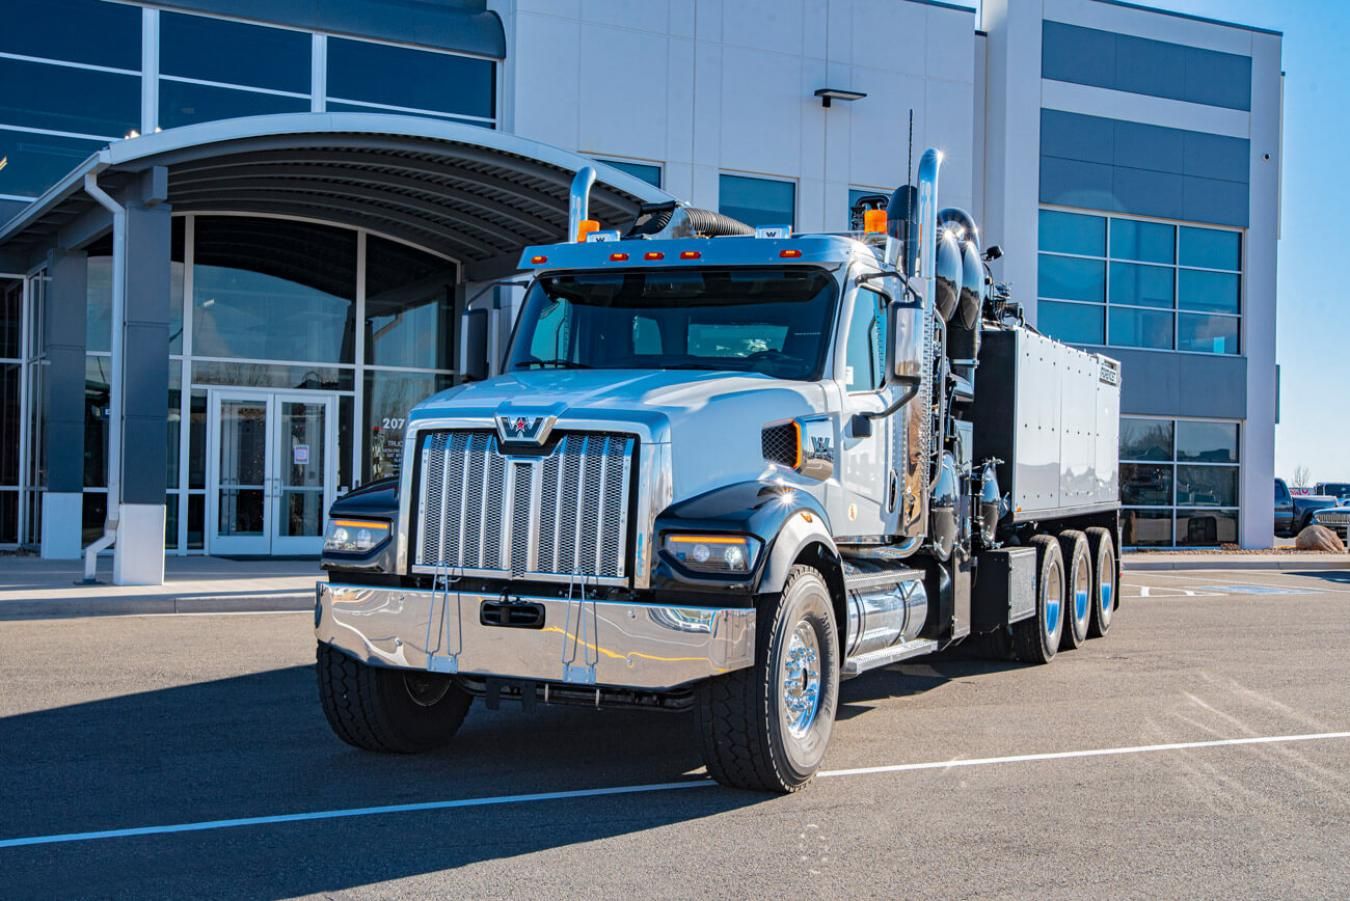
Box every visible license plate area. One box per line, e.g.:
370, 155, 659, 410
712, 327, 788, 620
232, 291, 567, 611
480, 599, 546, 629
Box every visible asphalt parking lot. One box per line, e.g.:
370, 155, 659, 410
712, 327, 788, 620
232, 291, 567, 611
2, 567, 1348, 899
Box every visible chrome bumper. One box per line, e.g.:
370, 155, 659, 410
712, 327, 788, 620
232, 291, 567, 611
316, 583, 756, 691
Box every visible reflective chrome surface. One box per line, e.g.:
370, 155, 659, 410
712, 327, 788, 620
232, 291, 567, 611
568, 165, 597, 242
844, 572, 927, 660
317, 582, 756, 691
796, 416, 835, 481
781, 620, 822, 738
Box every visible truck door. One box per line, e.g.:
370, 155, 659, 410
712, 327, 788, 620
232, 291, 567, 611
836, 283, 894, 538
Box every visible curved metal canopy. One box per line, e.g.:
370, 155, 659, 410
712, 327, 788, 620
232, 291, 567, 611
0, 112, 674, 279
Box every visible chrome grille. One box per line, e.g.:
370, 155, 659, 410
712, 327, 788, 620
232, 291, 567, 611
414, 429, 636, 583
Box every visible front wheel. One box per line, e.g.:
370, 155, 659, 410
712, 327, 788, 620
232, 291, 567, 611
317, 643, 472, 754
695, 565, 840, 793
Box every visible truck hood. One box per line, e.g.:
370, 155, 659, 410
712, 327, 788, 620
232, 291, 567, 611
410, 369, 832, 500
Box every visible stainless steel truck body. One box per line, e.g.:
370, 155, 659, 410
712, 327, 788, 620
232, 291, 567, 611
314, 151, 1123, 792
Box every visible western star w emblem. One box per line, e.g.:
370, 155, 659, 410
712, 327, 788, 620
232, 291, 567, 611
496, 413, 555, 446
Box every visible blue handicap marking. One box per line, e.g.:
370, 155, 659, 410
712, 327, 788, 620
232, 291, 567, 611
1195, 584, 1312, 596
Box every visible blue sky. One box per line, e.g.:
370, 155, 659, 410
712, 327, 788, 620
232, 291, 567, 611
1119, 3, 1343, 484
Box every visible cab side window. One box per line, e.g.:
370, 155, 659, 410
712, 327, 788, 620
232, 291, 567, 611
844, 287, 886, 392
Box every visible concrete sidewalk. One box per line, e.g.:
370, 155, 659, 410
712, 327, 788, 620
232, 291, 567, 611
0, 556, 321, 620
1122, 551, 1349, 572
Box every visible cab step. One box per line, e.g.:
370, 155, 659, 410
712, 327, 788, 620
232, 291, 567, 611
842, 638, 939, 677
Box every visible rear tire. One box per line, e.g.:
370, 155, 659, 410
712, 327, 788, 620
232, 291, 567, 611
317, 643, 472, 754
695, 565, 840, 793
1057, 531, 1091, 651
1085, 527, 1117, 638
1012, 535, 1064, 664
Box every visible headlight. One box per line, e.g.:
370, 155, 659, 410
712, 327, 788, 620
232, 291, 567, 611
324, 518, 391, 553
663, 533, 761, 575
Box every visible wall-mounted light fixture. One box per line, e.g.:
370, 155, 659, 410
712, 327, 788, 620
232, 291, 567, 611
814, 88, 867, 108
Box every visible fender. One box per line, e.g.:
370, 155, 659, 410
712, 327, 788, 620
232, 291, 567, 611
650, 480, 839, 600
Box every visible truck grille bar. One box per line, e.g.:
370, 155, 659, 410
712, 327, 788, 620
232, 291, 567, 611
413, 429, 635, 584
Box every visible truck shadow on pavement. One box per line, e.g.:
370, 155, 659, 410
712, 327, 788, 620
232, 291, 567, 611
0, 663, 764, 896
836, 653, 1025, 720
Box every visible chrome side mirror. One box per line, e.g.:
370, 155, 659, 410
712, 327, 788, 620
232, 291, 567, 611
891, 298, 923, 381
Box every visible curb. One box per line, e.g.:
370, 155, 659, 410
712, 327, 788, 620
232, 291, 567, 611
0, 591, 315, 622
1123, 557, 1350, 573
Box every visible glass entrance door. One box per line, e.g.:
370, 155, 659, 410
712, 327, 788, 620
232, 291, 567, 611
208, 389, 336, 556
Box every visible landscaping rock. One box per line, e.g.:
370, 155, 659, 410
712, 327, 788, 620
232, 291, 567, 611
1295, 525, 1346, 553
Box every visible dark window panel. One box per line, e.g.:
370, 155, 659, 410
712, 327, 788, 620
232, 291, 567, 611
1109, 262, 1173, 309
0, 363, 19, 486
1177, 313, 1239, 355
323, 102, 494, 128
0, 129, 104, 199
1122, 508, 1172, 547
188, 492, 204, 549
0, 58, 138, 137
84, 354, 111, 488
364, 235, 458, 369
1184, 48, 1252, 112
1182, 132, 1250, 184
1113, 120, 1183, 176
192, 216, 356, 364
1111, 166, 1184, 221
1041, 22, 1116, 90
1181, 175, 1249, 228
1121, 463, 1173, 507
82, 491, 107, 546
1109, 307, 1173, 350
165, 493, 178, 549
328, 38, 495, 119
1038, 210, 1105, 257
86, 256, 112, 353
1040, 109, 1113, 166
1176, 420, 1238, 463
0, 490, 16, 543
719, 174, 795, 228
1110, 219, 1174, 264
1176, 508, 1238, 546
159, 80, 309, 129
1, 278, 20, 359
1039, 300, 1104, 346
1039, 157, 1118, 211
1176, 465, 1239, 507
1179, 270, 1240, 313
0, 0, 141, 70
364, 370, 454, 483
189, 389, 206, 490
1038, 255, 1104, 302
599, 159, 662, 188
160, 12, 310, 92
1120, 417, 1174, 462
190, 361, 354, 392
1114, 33, 1188, 103
1180, 227, 1241, 271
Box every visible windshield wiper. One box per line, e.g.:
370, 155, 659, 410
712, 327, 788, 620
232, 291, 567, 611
517, 359, 592, 370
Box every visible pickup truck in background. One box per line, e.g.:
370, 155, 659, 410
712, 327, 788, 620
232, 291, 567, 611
1275, 478, 1338, 537
1312, 482, 1350, 501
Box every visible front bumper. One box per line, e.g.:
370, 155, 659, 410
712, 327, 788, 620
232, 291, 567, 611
316, 582, 756, 691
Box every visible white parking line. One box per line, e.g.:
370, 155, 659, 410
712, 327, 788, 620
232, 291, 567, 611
2, 730, 1348, 851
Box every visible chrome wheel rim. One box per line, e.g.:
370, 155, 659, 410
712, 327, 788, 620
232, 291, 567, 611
1074, 558, 1090, 627
1044, 561, 1063, 637
403, 673, 452, 707
1101, 557, 1114, 618
782, 620, 822, 738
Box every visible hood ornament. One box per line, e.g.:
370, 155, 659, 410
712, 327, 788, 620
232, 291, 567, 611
496, 412, 556, 446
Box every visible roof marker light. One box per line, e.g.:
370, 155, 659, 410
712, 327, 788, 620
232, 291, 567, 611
680, 250, 701, 260
530, 255, 548, 265
779, 249, 802, 259
610, 252, 630, 262
644, 251, 665, 261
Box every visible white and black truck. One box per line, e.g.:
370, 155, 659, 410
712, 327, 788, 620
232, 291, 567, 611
314, 149, 1122, 792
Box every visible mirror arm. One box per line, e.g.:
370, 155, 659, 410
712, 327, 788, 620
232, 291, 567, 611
855, 376, 921, 431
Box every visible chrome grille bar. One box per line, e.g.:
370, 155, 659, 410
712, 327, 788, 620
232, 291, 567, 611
413, 429, 636, 585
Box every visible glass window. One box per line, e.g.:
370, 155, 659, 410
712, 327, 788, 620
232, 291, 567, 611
1178, 270, 1239, 314
188, 389, 206, 490
1121, 463, 1173, 506
844, 288, 886, 392
1038, 255, 1104, 302
159, 81, 309, 130
598, 159, 662, 188
0, 128, 103, 198
1109, 262, 1173, 308
190, 361, 353, 392
1120, 418, 1173, 462
1176, 508, 1237, 546
0, 363, 18, 487
192, 217, 357, 363
849, 188, 889, 230
1109, 307, 1172, 349
1110, 218, 1174, 264
1039, 210, 1106, 257
165, 493, 179, 550
82, 491, 107, 546
1176, 420, 1238, 463
0, 0, 141, 70
1177, 313, 1238, 355
0, 490, 16, 544
719, 174, 795, 228
0, 58, 138, 138
1, 278, 20, 360
328, 38, 495, 120
364, 370, 454, 483
86, 253, 112, 353
1176, 465, 1238, 507
167, 362, 181, 491
1039, 300, 1104, 345
1122, 508, 1173, 547
1180, 227, 1240, 270
160, 12, 310, 92
365, 236, 458, 369
84, 354, 111, 488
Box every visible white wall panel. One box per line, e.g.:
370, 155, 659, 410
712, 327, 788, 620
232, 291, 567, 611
718, 47, 804, 176
721, 0, 803, 55
511, 13, 581, 149
579, 25, 670, 160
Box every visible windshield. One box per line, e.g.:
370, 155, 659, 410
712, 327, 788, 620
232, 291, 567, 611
506, 267, 839, 380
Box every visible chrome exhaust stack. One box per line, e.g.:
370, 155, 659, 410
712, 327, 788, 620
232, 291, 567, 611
916, 148, 942, 294
568, 166, 597, 243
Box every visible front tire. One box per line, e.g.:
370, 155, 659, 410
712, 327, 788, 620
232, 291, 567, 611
1012, 535, 1065, 664
317, 643, 472, 754
695, 565, 840, 793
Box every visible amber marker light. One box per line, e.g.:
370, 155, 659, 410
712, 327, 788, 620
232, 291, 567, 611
530, 255, 548, 264
779, 248, 802, 258
680, 250, 701, 260
644, 251, 665, 260
864, 209, 887, 234
610, 252, 630, 261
